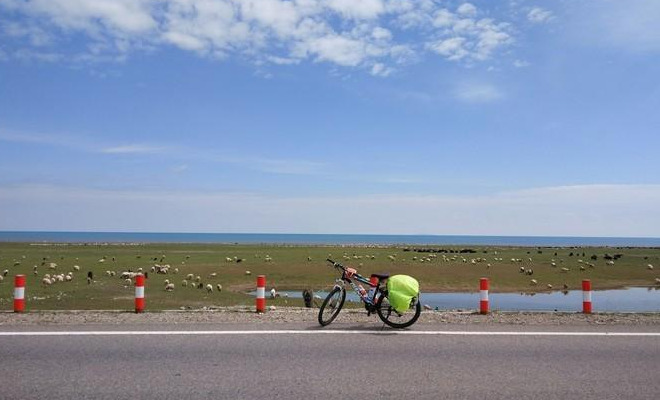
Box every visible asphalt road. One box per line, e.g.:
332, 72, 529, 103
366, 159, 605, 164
1, 324, 658, 400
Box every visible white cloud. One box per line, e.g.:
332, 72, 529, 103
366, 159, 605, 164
457, 3, 477, 17
2, 184, 659, 236
454, 82, 504, 103
427, 37, 468, 61
370, 62, 393, 77
0, 0, 517, 72
513, 59, 531, 68
101, 144, 167, 154
527, 7, 553, 24
327, 0, 384, 20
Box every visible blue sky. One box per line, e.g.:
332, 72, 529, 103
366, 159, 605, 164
0, 0, 659, 236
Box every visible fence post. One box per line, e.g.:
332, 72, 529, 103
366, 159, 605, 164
256, 275, 266, 313
480, 277, 489, 314
14, 275, 26, 313
582, 279, 592, 314
135, 273, 145, 313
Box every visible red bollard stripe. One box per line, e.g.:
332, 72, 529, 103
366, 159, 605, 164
135, 273, 145, 313
582, 279, 592, 314
479, 278, 489, 314
256, 275, 266, 313
14, 274, 26, 313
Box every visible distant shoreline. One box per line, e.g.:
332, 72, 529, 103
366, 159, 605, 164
1, 231, 660, 247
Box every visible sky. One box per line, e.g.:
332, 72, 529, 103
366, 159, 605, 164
0, 0, 659, 237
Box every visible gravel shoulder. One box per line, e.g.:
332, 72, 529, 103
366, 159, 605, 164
1, 308, 659, 327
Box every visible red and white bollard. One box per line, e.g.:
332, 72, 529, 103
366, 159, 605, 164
582, 279, 592, 314
256, 275, 266, 313
14, 274, 26, 313
480, 277, 489, 314
256, 275, 266, 312
135, 273, 145, 313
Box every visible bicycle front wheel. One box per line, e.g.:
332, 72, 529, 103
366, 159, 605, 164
377, 293, 421, 329
318, 286, 346, 326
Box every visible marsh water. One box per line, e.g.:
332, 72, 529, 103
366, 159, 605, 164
258, 287, 660, 312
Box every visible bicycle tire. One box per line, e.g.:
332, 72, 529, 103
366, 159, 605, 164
376, 293, 421, 329
318, 286, 346, 326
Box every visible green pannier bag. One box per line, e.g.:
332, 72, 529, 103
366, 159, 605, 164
387, 274, 419, 313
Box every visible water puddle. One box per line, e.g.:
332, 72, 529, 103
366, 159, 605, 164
254, 287, 660, 312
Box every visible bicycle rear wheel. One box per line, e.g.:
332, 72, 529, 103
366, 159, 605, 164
318, 286, 346, 326
377, 293, 421, 329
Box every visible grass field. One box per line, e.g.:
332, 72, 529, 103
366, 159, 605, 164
1, 242, 659, 310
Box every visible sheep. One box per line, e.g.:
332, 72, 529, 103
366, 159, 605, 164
42, 278, 52, 286
206, 284, 213, 293
65, 274, 73, 282
195, 275, 201, 282
648, 264, 654, 270
2, 269, 9, 277
547, 284, 553, 289
0, 275, 4, 283
209, 272, 217, 278
225, 257, 233, 263
655, 278, 660, 285
181, 279, 188, 287
124, 278, 132, 286
519, 266, 525, 273
530, 279, 538, 285
245, 270, 251, 276
164, 279, 170, 285
560, 267, 570, 272
186, 273, 194, 281
216, 284, 223, 292
165, 283, 175, 291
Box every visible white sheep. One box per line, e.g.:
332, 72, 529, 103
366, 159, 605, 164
205, 284, 213, 293
165, 283, 175, 291
124, 278, 132, 286
73, 265, 80, 271
0, 275, 4, 283
530, 279, 538, 285
245, 270, 251, 276
648, 264, 654, 270
42, 278, 52, 286
216, 284, 222, 292
181, 279, 188, 287
186, 273, 194, 280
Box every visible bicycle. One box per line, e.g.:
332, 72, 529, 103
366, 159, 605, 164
318, 259, 421, 328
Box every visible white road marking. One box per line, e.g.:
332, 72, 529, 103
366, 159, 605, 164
0, 330, 659, 337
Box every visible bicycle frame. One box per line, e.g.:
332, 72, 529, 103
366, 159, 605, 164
329, 259, 386, 313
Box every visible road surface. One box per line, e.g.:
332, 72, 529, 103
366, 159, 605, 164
1, 323, 658, 399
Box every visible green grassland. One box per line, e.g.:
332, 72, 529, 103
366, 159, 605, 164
1, 242, 659, 311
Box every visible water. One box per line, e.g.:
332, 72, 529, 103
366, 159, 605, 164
1, 231, 660, 247
263, 288, 660, 312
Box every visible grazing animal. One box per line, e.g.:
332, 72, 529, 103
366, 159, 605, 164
206, 284, 213, 293
216, 284, 223, 292
165, 283, 175, 291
